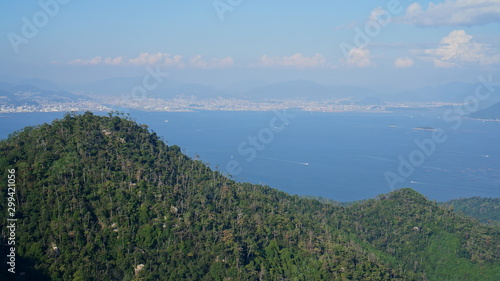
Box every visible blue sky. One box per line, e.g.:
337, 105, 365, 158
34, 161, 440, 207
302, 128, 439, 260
1, 0, 500, 90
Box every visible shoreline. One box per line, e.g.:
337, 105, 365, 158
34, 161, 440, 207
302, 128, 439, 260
469, 118, 500, 122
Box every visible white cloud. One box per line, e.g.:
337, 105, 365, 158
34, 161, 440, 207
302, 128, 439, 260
400, 0, 500, 27
189, 55, 209, 69
252, 53, 331, 69
103, 56, 125, 65
189, 55, 234, 69
425, 30, 500, 67
129, 53, 168, 65
163, 55, 185, 67
63, 53, 233, 69
394, 57, 415, 68
432, 59, 458, 68
68, 56, 103, 65
347, 47, 372, 68
369, 7, 386, 23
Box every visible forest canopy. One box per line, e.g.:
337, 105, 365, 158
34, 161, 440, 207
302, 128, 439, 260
0, 112, 498, 280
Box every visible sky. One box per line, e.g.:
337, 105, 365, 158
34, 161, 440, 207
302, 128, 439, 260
1, 0, 500, 91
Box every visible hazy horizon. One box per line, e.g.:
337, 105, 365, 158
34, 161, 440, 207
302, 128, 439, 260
1, 0, 500, 93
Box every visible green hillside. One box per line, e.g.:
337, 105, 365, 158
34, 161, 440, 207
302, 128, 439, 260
440, 197, 500, 227
0, 112, 498, 280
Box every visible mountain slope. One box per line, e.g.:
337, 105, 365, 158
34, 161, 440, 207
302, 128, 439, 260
348, 190, 499, 280
0, 83, 91, 108
440, 197, 500, 227
240, 80, 379, 101
0, 112, 498, 280
470, 101, 500, 120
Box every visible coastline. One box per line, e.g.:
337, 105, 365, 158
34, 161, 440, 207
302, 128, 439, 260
469, 118, 500, 122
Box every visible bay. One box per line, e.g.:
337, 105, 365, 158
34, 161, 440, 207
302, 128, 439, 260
1, 110, 499, 202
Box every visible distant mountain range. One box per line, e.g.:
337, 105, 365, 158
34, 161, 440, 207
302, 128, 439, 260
0, 82, 90, 107
385, 81, 475, 102
238, 80, 381, 101
1, 76, 499, 105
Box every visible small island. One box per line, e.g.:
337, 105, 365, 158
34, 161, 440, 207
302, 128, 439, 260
414, 126, 437, 131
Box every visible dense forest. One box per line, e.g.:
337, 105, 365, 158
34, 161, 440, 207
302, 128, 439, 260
0, 112, 498, 280
440, 197, 500, 227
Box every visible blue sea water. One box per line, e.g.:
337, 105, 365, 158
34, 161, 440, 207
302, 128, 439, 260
1, 110, 499, 202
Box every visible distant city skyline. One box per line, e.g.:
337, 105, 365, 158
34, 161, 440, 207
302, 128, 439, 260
1, 0, 500, 91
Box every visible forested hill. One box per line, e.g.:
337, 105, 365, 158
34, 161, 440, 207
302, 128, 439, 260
440, 197, 500, 227
0, 112, 498, 280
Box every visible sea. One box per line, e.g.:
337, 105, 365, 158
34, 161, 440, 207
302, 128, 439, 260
1, 109, 499, 202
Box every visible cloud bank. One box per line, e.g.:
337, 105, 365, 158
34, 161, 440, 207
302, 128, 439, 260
425, 30, 500, 67
347, 48, 373, 68
394, 57, 415, 68
251, 53, 332, 69
65, 53, 234, 69
400, 0, 500, 27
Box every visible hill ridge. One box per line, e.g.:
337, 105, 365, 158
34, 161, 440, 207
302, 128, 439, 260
0, 112, 498, 280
